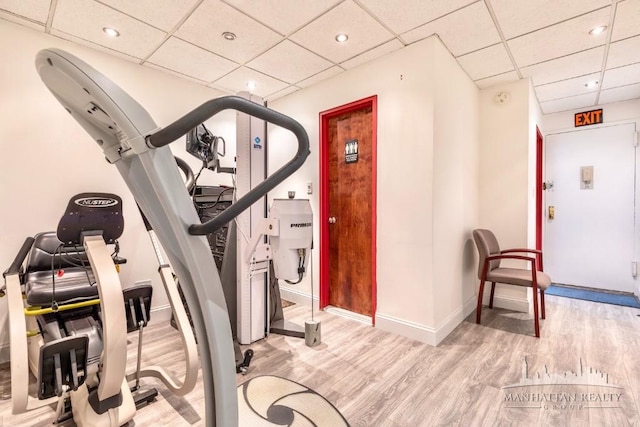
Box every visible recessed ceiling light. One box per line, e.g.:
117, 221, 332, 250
246, 81, 257, 91
589, 26, 607, 36
222, 31, 237, 41
335, 33, 348, 43
103, 27, 120, 38
585, 81, 599, 88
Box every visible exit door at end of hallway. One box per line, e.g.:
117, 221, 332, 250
544, 123, 638, 294
320, 96, 377, 319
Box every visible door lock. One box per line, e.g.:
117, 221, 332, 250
328, 217, 336, 224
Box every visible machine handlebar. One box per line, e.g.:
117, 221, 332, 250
3, 237, 34, 278
146, 96, 310, 235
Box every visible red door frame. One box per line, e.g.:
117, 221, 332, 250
536, 126, 544, 252
319, 95, 378, 322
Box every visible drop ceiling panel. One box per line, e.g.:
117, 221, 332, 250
340, 38, 404, 69
606, 35, 640, 68
539, 92, 597, 114
176, 0, 283, 64
602, 62, 640, 89
211, 66, 289, 97
147, 37, 239, 82
289, 0, 394, 64
489, 0, 611, 40
0, 10, 44, 31
534, 72, 601, 102
508, 7, 611, 68
0, 0, 50, 24
52, 0, 167, 59
247, 40, 333, 83
474, 71, 519, 89
402, 1, 500, 56
599, 82, 640, 104
456, 43, 513, 81
223, 0, 341, 36
296, 65, 343, 88
357, 0, 475, 35
520, 46, 605, 86
100, 0, 199, 32
611, 0, 640, 42
265, 85, 300, 102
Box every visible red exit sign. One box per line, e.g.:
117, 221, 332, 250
574, 109, 603, 127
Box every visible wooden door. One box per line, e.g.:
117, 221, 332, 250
320, 97, 376, 317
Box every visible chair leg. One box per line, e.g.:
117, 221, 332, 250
532, 287, 540, 338
540, 290, 546, 319
476, 280, 486, 324
489, 282, 496, 309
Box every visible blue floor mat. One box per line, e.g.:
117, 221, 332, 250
546, 285, 640, 309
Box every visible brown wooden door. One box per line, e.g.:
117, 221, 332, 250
327, 105, 373, 316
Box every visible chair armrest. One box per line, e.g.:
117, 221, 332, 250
500, 249, 544, 271
486, 254, 538, 271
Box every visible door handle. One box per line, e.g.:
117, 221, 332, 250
328, 217, 336, 224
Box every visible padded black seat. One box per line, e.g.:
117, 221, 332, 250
24, 232, 97, 306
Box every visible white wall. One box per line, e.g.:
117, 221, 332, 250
478, 79, 538, 311
0, 20, 235, 360
269, 36, 480, 345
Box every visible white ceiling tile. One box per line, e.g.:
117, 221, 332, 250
246, 40, 333, 83
211, 66, 288, 97
508, 7, 611, 67
474, 70, 519, 89
289, 0, 394, 64
265, 85, 300, 102
99, 0, 199, 32
0, 0, 50, 23
358, 0, 475, 34
539, 92, 598, 114
340, 39, 404, 69
611, 0, 640, 42
606, 35, 640, 68
176, 0, 283, 64
51, 0, 167, 59
457, 43, 513, 81
296, 65, 343, 88
0, 10, 45, 31
489, 0, 611, 39
602, 62, 640, 89
222, 0, 341, 35
49, 28, 143, 63
147, 37, 239, 82
520, 46, 605, 86
534, 72, 601, 102
598, 82, 640, 104
402, 1, 501, 56
144, 62, 223, 87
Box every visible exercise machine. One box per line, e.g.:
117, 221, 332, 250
35, 48, 310, 426
2, 191, 199, 425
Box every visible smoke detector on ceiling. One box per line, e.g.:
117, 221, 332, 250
494, 92, 510, 105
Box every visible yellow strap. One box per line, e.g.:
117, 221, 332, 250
24, 298, 101, 316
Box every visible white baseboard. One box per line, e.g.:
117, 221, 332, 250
375, 295, 477, 346
279, 287, 319, 311
484, 292, 530, 313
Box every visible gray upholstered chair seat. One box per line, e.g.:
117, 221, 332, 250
486, 268, 551, 290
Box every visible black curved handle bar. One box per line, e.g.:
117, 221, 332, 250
147, 96, 310, 235
3, 237, 35, 278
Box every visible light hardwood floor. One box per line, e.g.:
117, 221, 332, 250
1, 295, 639, 426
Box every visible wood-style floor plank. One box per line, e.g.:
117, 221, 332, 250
0, 294, 639, 426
